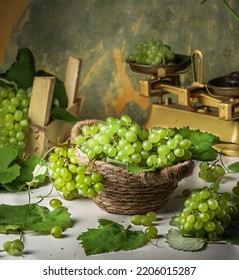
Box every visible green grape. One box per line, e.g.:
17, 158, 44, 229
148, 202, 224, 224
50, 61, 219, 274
207, 198, 218, 210
93, 182, 104, 192
207, 231, 217, 241
167, 139, 177, 150
199, 212, 210, 222
50, 198, 63, 209
186, 214, 195, 224
191, 191, 202, 202
210, 182, 220, 192
120, 114, 132, 124
142, 140, 153, 151
12, 239, 24, 252
174, 147, 185, 158
148, 132, 160, 143
124, 144, 135, 155
125, 131, 137, 143
86, 187, 96, 198
131, 214, 142, 225
213, 164, 226, 177
222, 192, 232, 202
215, 224, 224, 235
138, 128, 149, 141
166, 152, 176, 163
65, 180, 76, 190
129, 123, 141, 135
131, 152, 142, 164
145, 211, 157, 221
198, 202, 208, 213
157, 144, 170, 156
203, 221, 216, 232
199, 161, 209, 170
51, 226, 63, 238
91, 172, 103, 183
179, 139, 191, 150
200, 188, 210, 199
146, 155, 157, 167
141, 215, 154, 226
183, 222, 194, 233
3, 241, 12, 251
232, 185, 239, 196
145, 226, 158, 239
156, 155, 167, 167
194, 219, 203, 230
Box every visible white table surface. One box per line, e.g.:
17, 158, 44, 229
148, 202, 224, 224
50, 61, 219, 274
0, 156, 239, 260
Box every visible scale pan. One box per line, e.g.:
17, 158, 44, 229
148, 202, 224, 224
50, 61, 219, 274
207, 72, 239, 97
126, 54, 191, 75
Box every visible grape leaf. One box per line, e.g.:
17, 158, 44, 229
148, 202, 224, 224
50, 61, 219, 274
50, 107, 79, 124
165, 228, 207, 251
0, 204, 72, 234
176, 127, 220, 161
227, 161, 239, 173
0, 164, 21, 185
6, 48, 36, 90
127, 163, 157, 173
77, 219, 149, 255
15, 156, 47, 184
0, 146, 48, 192
0, 144, 19, 170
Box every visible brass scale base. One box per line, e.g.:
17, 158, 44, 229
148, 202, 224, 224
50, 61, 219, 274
127, 50, 239, 157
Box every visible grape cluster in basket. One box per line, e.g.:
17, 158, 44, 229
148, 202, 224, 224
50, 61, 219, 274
74, 115, 192, 169
127, 39, 175, 66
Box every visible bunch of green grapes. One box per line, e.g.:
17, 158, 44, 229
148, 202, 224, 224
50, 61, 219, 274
131, 211, 158, 239
198, 161, 226, 182
127, 39, 175, 66
174, 183, 238, 241
74, 115, 192, 169
48, 145, 104, 199
3, 239, 24, 256
0, 84, 30, 149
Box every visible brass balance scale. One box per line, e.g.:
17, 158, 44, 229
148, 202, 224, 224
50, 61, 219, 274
126, 50, 239, 156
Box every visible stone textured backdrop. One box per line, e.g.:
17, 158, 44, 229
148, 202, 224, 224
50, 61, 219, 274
4, 0, 239, 125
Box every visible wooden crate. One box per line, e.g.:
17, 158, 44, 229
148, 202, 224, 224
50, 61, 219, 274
26, 56, 82, 156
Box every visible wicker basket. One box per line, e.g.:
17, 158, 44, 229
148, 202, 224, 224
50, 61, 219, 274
71, 120, 195, 215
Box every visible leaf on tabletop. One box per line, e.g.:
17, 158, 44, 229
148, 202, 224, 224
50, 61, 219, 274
0, 204, 73, 234
227, 162, 239, 173
224, 221, 239, 246
176, 127, 220, 161
166, 228, 207, 251
77, 219, 149, 256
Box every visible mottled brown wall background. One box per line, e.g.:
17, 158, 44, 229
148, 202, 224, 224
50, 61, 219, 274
1, 0, 239, 125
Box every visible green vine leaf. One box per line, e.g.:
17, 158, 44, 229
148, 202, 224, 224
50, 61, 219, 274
77, 219, 149, 255
166, 228, 207, 252
227, 161, 239, 172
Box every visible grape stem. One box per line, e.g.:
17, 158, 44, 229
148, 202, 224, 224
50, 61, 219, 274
0, 78, 18, 90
